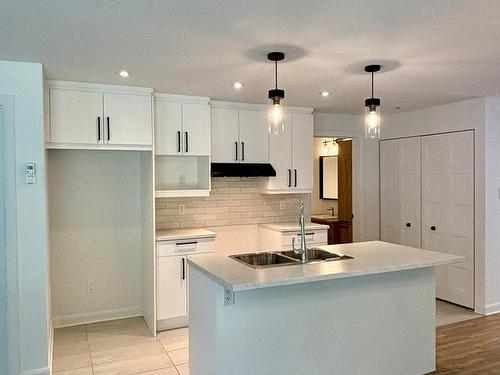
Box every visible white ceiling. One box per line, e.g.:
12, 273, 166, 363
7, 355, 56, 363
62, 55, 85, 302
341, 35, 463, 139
2, 0, 500, 114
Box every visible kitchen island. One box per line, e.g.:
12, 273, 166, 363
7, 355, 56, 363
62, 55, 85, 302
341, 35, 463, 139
187, 241, 462, 375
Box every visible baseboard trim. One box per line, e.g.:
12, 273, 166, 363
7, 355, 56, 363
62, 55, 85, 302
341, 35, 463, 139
156, 316, 188, 332
53, 306, 142, 328
20, 367, 50, 375
485, 302, 500, 315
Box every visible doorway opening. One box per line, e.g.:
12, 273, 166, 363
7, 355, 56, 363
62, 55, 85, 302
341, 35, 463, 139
312, 137, 353, 244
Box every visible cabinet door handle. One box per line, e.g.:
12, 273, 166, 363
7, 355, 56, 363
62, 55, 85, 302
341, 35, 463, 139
431, 225, 437, 231
106, 117, 110, 141
181, 258, 186, 280
176, 241, 198, 246
235, 141, 238, 161
185, 132, 189, 153
241, 142, 245, 161
177, 131, 181, 153
97, 117, 101, 141
406, 223, 411, 228
288, 169, 292, 187
294, 169, 297, 187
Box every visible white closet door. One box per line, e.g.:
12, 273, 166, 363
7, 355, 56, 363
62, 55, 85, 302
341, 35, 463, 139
380, 140, 400, 244
422, 131, 474, 308
399, 138, 422, 248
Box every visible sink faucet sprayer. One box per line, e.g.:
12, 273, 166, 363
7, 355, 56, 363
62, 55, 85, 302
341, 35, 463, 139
292, 201, 308, 263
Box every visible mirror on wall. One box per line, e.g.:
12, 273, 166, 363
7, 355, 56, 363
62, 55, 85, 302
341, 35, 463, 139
319, 155, 338, 200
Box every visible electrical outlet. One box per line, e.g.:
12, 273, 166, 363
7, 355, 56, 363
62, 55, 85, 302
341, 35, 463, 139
178, 204, 186, 215
280, 201, 286, 210
87, 281, 96, 294
179, 174, 186, 186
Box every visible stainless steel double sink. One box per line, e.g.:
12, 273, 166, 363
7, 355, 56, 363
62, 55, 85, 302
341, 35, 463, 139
229, 248, 353, 269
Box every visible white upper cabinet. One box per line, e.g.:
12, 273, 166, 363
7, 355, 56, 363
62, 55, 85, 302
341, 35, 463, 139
211, 107, 239, 162
155, 101, 182, 155
182, 103, 211, 156
154, 95, 211, 156
104, 93, 152, 146
239, 109, 269, 163
49, 88, 103, 145
263, 110, 314, 193
211, 103, 269, 164
46, 81, 153, 149
290, 112, 313, 190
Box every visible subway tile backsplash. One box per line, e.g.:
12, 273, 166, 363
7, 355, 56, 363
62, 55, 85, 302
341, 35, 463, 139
155, 177, 303, 229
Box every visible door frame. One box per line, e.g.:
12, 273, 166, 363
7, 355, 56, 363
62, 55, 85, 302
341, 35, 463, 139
1, 96, 20, 375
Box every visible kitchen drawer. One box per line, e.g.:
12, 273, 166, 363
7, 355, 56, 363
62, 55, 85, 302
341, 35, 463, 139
282, 230, 328, 248
157, 237, 215, 257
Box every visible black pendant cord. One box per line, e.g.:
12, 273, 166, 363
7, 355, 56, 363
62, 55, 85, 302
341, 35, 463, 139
275, 60, 278, 90
371, 71, 374, 99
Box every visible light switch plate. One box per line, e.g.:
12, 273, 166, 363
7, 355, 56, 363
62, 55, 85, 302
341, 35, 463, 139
24, 162, 36, 184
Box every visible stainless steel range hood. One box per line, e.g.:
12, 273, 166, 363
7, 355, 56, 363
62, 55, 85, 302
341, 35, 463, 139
211, 163, 276, 177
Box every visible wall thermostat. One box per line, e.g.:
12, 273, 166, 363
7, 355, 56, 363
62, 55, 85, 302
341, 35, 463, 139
25, 162, 36, 184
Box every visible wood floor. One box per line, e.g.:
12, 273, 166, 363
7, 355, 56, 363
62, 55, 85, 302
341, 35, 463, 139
433, 313, 500, 374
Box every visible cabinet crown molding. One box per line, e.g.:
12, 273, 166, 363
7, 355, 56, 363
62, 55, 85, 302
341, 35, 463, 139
210, 100, 313, 114
154, 93, 210, 104
45, 80, 153, 95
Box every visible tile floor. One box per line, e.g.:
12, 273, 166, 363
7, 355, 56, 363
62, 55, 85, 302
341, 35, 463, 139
52, 317, 189, 375
435, 299, 482, 327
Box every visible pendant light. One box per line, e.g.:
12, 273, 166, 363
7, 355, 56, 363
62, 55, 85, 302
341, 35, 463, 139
364, 64, 381, 139
268, 52, 286, 134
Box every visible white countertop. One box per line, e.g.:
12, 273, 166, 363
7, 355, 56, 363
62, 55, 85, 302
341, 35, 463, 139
156, 228, 216, 241
187, 241, 464, 292
259, 222, 329, 232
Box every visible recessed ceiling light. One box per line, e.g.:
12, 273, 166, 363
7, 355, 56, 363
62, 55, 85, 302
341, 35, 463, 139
119, 70, 129, 78
320, 91, 331, 97
233, 81, 243, 89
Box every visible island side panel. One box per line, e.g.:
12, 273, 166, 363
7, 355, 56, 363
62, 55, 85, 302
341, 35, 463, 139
189, 266, 220, 375
190, 267, 436, 375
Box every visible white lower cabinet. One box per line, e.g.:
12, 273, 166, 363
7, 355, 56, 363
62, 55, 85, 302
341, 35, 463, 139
156, 236, 215, 328
157, 256, 187, 320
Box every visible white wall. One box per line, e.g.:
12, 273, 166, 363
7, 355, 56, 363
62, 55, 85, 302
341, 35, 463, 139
313, 112, 379, 242
484, 97, 500, 314
48, 150, 143, 327
0, 61, 49, 374
1, 106, 8, 375
381, 98, 488, 314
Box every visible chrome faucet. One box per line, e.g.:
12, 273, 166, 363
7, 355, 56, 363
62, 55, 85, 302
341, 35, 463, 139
292, 201, 308, 263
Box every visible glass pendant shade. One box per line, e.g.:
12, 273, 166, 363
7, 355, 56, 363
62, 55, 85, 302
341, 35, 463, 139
268, 97, 285, 134
365, 104, 380, 139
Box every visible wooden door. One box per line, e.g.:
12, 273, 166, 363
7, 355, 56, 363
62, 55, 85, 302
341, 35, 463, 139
157, 255, 187, 320
155, 100, 182, 155
422, 131, 474, 308
291, 113, 313, 191
211, 107, 239, 163
103, 93, 152, 146
182, 103, 211, 156
49, 88, 103, 144
337, 140, 352, 243
238, 109, 269, 163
